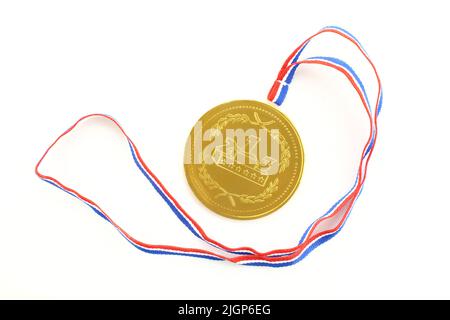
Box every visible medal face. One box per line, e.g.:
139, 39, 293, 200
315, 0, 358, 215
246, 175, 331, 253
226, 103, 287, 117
184, 100, 304, 219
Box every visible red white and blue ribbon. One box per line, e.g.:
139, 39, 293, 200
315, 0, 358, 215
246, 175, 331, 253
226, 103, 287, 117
36, 26, 383, 267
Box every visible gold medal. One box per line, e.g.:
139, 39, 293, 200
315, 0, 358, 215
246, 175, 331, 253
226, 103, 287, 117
184, 100, 304, 219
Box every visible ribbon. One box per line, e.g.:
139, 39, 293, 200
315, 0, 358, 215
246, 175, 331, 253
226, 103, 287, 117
36, 26, 383, 267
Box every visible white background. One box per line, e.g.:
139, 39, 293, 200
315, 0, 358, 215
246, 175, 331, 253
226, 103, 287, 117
1, 1, 449, 299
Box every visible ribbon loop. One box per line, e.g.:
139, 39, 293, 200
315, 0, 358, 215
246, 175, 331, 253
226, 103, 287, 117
36, 26, 383, 267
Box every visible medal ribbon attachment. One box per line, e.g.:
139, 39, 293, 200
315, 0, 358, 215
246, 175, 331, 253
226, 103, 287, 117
36, 26, 383, 267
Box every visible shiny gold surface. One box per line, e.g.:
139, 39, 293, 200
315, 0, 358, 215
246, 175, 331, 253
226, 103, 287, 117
184, 100, 304, 219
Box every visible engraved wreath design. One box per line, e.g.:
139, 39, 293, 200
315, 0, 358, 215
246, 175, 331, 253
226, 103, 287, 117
198, 112, 291, 207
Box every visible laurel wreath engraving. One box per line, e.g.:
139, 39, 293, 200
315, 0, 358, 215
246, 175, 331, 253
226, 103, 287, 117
198, 111, 291, 207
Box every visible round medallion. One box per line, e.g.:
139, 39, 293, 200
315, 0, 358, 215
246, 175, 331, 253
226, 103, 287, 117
184, 100, 304, 219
